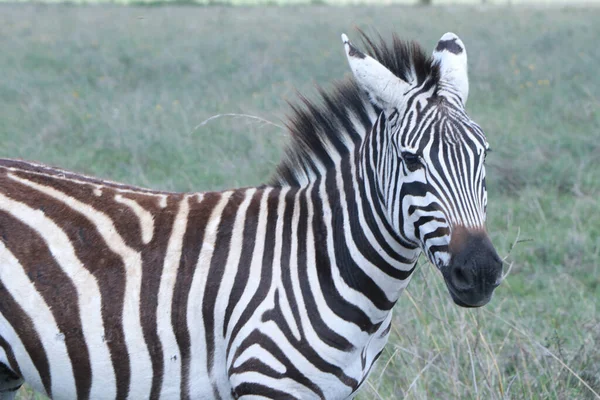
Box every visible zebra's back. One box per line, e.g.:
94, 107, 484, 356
0, 159, 388, 399
0, 159, 243, 399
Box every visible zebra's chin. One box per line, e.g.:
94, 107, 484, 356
446, 285, 493, 308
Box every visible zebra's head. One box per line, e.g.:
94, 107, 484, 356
342, 32, 502, 308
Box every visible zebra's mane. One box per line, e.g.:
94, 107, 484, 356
270, 31, 440, 187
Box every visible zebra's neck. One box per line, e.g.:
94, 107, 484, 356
307, 140, 420, 332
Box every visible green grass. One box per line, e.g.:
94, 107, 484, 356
1, 4, 598, 399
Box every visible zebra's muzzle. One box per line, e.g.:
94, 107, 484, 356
442, 226, 503, 308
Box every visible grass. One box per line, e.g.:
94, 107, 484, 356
2, 0, 596, 6
0, 4, 598, 399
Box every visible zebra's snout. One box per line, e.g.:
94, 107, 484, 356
443, 225, 503, 308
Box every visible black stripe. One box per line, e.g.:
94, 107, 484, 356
172, 193, 221, 399
309, 181, 373, 336
234, 382, 300, 399
342, 156, 416, 279
435, 38, 463, 55
423, 226, 450, 243
224, 189, 263, 342
227, 189, 279, 358
325, 173, 395, 312
0, 281, 52, 396
278, 189, 304, 341
363, 122, 417, 249
140, 196, 181, 400
229, 326, 322, 399
204, 192, 244, 396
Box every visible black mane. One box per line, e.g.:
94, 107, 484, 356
270, 31, 439, 187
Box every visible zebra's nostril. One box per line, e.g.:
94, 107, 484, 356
451, 266, 473, 291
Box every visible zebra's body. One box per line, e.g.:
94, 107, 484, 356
0, 158, 410, 399
0, 31, 503, 399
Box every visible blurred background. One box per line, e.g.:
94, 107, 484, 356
0, 1, 598, 399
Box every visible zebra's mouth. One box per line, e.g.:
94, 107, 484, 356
447, 287, 492, 308
443, 272, 496, 308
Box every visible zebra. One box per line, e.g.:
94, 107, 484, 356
0, 31, 502, 399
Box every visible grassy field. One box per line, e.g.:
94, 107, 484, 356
1, 4, 599, 399
2, 0, 594, 5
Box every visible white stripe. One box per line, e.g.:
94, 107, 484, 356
211, 189, 255, 398
187, 192, 233, 397
232, 344, 286, 375
0, 240, 76, 398
158, 195, 168, 208
0, 314, 44, 396
156, 196, 190, 399
286, 192, 306, 344
335, 165, 406, 304
277, 283, 301, 342
315, 179, 375, 344
9, 174, 153, 400
114, 194, 155, 244
0, 192, 115, 399
300, 180, 369, 374
226, 188, 272, 367
0, 164, 167, 195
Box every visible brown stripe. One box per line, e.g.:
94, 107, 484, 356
0, 209, 92, 399
0, 174, 131, 398
0, 280, 52, 396
171, 192, 221, 400
0, 336, 22, 377
139, 195, 181, 400
8, 170, 149, 250
0, 159, 174, 195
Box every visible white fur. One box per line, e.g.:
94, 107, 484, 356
433, 32, 469, 105
0, 240, 75, 398
114, 195, 155, 244
342, 33, 410, 109
9, 175, 153, 399
187, 192, 232, 398
211, 189, 256, 399
156, 196, 191, 399
0, 189, 115, 399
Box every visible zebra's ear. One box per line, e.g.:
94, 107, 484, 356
342, 33, 410, 110
433, 32, 469, 106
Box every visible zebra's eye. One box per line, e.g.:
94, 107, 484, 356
401, 152, 421, 170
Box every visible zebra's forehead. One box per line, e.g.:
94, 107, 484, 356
438, 118, 487, 146
399, 106, 488, 152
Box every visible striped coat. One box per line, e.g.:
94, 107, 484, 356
0, 31, 502, 399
